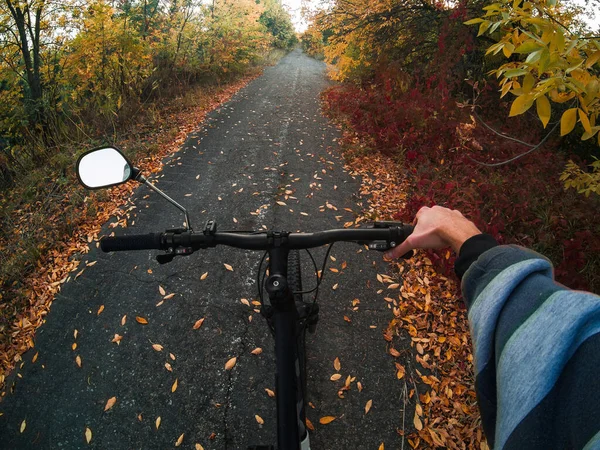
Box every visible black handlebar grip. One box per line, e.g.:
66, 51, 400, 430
100, 233, 163, 252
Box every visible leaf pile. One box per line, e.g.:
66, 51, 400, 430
344, 138, 487, 449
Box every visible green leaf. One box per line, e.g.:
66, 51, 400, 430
536, 95, 551, 128
515, 40, 542, 54
560, 108, 578, 136
503, 68, 529, 78
509, 94, 534, 116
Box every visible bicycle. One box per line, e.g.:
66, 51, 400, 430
76, 146, 414, 450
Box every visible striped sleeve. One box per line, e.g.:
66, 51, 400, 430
460, 243, 600, 450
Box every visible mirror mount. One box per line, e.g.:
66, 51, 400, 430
136, 173, 193, 231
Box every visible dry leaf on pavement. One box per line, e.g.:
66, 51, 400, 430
104, 397, 117, 411
225, 357, 237, 370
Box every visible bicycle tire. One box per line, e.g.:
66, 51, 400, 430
288, 250, 309, 440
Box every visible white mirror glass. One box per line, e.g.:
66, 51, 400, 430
78, 148, 132, 188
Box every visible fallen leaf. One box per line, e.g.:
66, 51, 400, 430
97, 305, 104, 315
251, 347, 263, 355
365, 399, 373, 414
32, 352, 38, 363
74, 329, 78, 339
241, 298, 250, 306
152, 344, 163, 352
200, 272, 208, 280
172, 379, 178, 393
224, 263, 233, 271
165, 363, 173, 372
20, 419, 26, 433
72, 343, 77, 350
136, 316, 148, 324
225, 357, 237, 370
334, 357, 341, 371
195, 445, 204, 450
332, 283, 338, 290
413, 412, 423, 431
357, 381, 363, 392
121, 315, 127, 326
193, 318, 205, 329
306, 418, 315, 431
159, 286, 166, 296
155, 417, 161, 430
330, 374, 342, 381
276, 201, 286, 206
76, 355, 82, 367
104, 397, 117, 411
388, 283, 400, 289
255, 415, 264, 425
319, 416, 336, 424
379, 444, 384, 450
175, 433, 184, 446
265, 388, 275, 397
85, 427, 92, 443
396, 364, 406, 379
112, 334, 122, 345
170, 353, 176, 361
389, 348, 400, 357
163, 293, 175, 300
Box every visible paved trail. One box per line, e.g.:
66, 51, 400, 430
0, 49, 410, 449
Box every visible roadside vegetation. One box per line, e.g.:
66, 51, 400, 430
0, 0, 295, 388
302, 0, 600, 447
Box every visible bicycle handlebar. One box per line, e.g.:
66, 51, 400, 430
99, 223, 414, 256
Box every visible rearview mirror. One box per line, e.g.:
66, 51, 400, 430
76, 146, 134, 189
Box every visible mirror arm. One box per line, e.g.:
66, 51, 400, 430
134, 170, 193, 231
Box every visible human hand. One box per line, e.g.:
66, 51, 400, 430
384, 206, 482, 259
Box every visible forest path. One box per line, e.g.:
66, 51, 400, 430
0, 49, 409, 449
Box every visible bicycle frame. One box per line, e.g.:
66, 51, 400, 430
265, 246, 309, 450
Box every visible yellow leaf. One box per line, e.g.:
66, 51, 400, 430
72, 343, 77, 351
255, 415, 264, 424
379, 444, 385, 450
200, 272, 208, 280
413, 413, 423, 431
334, 357, 341, 371
579, 109, 592, 134
175, 433, 184, 447
85, 427, 92, 443
20, 419, 26, 433
97, 305, 104, 315
104, 397, 117, 411
365, 399, 373, 414
159, 286, 166, 296
586, 50, 600, 68
509, 94, 534, 117
224, 263, 233, 271
319, 416, 336, 424
251, 347, 263, 355
536, 95, 551, 128
193, 318, 205, 329
225, 357, 237, 370
152, 344, 163, 352
32, 352, 38, 363
172, 379, 178, 393
560, 108, 578, 136
76, 355, 82, 367
155, 416, 161, 429
265, 388, 275, 397
330, 374, 342, 381
397, 365, 406, 379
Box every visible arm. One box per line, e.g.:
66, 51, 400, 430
386, 206, 600, 449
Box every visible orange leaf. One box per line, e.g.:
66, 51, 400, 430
200, 272, 208, 280
193, 318, 205, 329
97, 305, 104, 315
251, 347, 263, 355
121, 315, 127, 326
225, 357, 237, 370
224, 263, 233, 271
255, 415, 264, 425
305, 418, 315, 431
265, 388, 275, 397
104, 397, 117, 411
76, 355, 82, 368
413, 413, 423, 431
172, 378, 178, 393
333, 357, 341, 371
152, 344, 163, 352
136, 316, 148, 324
155, 417, 161, 429
319, 416, 336, 424
330, 374, 342, 381
365, 399, 373, 414
175, 433, 184, 447
165, 363, 173, 372
159, 286, 166, 296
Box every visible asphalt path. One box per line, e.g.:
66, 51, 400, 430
0, 49, 412, 449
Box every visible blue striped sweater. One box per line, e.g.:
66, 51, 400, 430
455, 234, 600, 450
